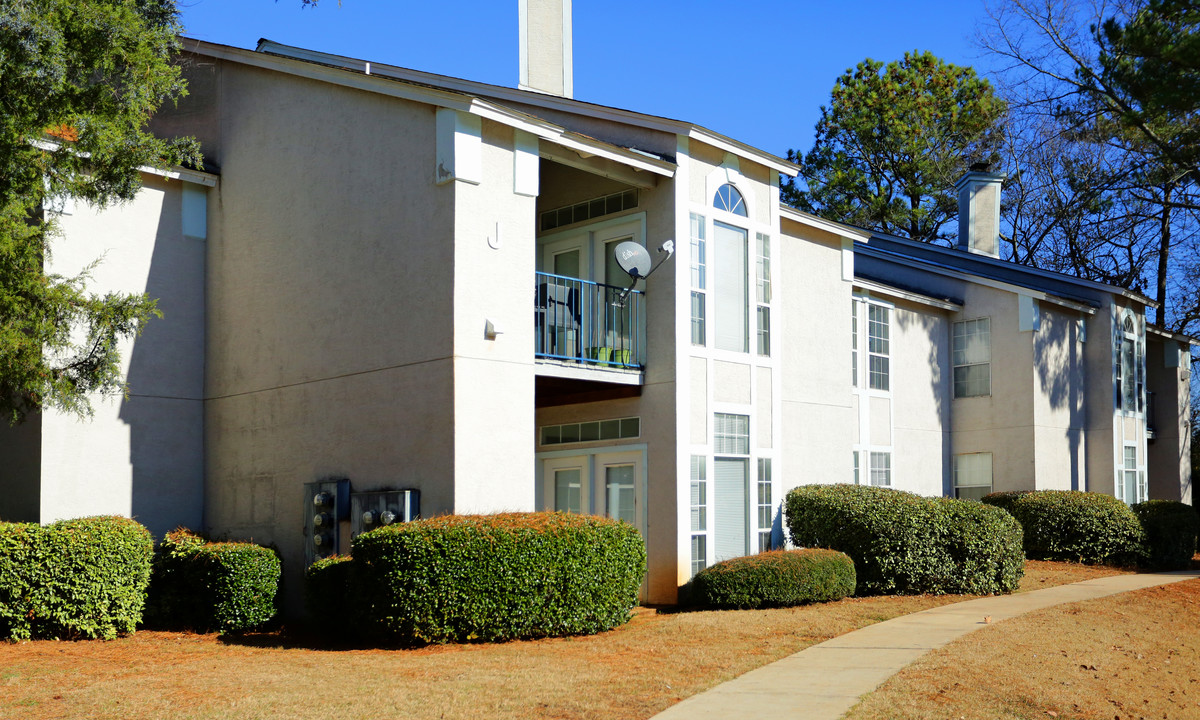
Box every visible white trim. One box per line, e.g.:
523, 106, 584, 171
779, 205, 872, 240
852, 278, 961, 311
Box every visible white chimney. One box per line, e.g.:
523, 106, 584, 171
519, 0, 573, 98
955, 166, 1006, 258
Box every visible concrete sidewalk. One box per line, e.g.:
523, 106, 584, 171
650, 569, 1200, 720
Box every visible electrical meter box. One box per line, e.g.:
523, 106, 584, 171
303, 478, 350, 564
350, 489, 420, 540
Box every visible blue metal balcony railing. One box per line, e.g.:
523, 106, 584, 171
535, 272, 644, 370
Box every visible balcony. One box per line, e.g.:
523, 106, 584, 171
534, 272, 644, 383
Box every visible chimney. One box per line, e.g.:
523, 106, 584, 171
955, 163, 1006, 258
519, 0, 573, 98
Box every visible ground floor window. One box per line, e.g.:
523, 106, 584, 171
953, 453, 992, 501
1119, 445, 1146, 505
690, 455, 707, 576
869, 451, 891, 487
756, 458, 773, 552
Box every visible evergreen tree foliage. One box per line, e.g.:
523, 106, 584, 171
782, 51, 1006, 244
0, 0, 199, 423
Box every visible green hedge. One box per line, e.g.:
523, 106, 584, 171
785, 484, 1024, 595
1132, 500, 1199, 570
305, 554, 353, 627
688, 549, 855, 609
352, 512, 646, 643
145, 529, 281, 633
981, 490, 1144, 565
0, 516, 153, 640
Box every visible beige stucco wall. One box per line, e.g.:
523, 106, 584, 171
451, 121, 537, 512
889, 301, 950, 497
18, 174, 207, 536
950, 285, 1036, 492
778, 220, 855, 488
1030, 303, 1087, 491
199, 61, 461, 607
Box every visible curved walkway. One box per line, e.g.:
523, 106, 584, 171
650, 569, 1200, 720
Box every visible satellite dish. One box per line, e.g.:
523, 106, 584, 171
614, 241, 652, 279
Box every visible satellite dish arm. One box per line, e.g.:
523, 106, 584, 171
617, 240, 675, 303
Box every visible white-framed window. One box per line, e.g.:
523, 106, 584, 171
714, 220, 749, 353
714, 413, 750, 454
756, 458, 773, 552
953, 453, 993, 501
1118, 445, 1146, 505
869, 451, 891, 486
755, 232, 771, 357
953, 318, 991, 398
851, 302, 859, 387
690, 455, 707, 576
868, 304, 890, 391
853, 450, 860, 484
690, 213, 707, 346
1117, 315, 1143, 413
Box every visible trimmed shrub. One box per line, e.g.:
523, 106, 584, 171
688, 549, 855, 609
982, 490, 1144, 565
305, 554, 353, 625
0, 516, 153, 640
785, 484, 1024, 596
352, 512, 646, 644
1133, 500, 1199, 570
145, 529, 281, 633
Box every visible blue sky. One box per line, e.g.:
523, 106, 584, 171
177, 1, 1002, 159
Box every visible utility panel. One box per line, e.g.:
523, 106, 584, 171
303, 478, 350, 565
350, 489, 420, 541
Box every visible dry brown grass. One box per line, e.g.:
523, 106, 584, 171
846, 575, 1200, 720
0, 561, 1129, 720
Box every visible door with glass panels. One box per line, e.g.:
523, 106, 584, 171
540, 451, 644, 531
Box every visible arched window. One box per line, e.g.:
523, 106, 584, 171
713, 183, 747, 217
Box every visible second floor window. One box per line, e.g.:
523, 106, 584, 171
953, 318, 991, 398
868, 303, 890, 391
1117, 316, 1142, 413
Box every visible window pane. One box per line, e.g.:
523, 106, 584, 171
714, 183, 747, 216
714, 222, 748, 352
869, 452, 891, 486
757, 306, 770, 356
869, 355, 890, 391
620, 417, 640, 438
606, 465, 636, 525
691, 291, 706, 346
953, 453, 993, 497
691, 535, 707, 576
690, 212, 706, 290
954, 364, 990, 398
755, 232, 771, 303
714, 413, 750, 455
599, 419, 621, 439
554, 469, 582, 513
1122, 338, 1136, 411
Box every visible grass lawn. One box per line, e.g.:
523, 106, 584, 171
0, 561, 1130, 720
845, 574, 1200, 720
